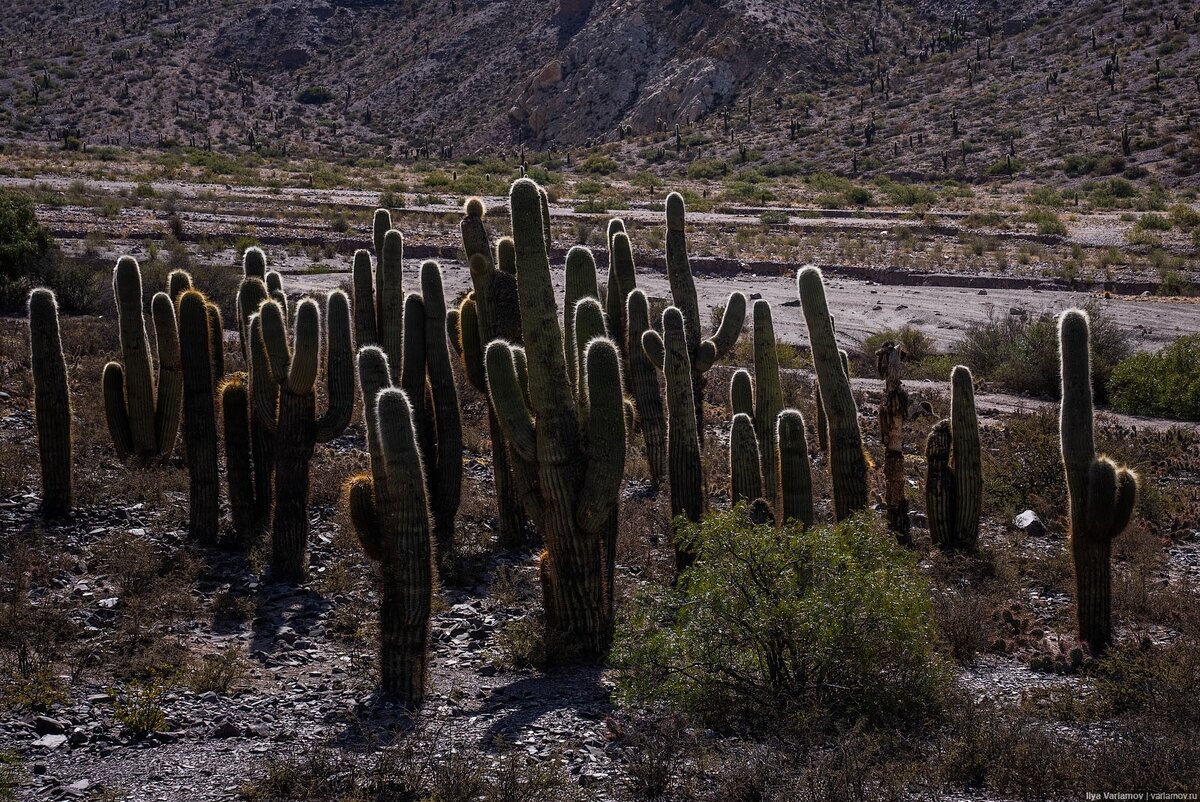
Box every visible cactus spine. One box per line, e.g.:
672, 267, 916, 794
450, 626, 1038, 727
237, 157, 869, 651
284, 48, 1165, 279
345, 347, 434, 707
625, 290, 666, 483
661, 192, 746, 443
484, 178, 626, 662
1060, 310, 1137, 653
102, 256, 182, 461
28, 288, 71, 517
876, 341, 911, 545
178, 289, 220, 545
729, 413, 763, 504
456, 201, 528, 548
797, 267, 867, 520
251, 292, 355, 581
652, 306, 703, 570
926, 366, 983, 551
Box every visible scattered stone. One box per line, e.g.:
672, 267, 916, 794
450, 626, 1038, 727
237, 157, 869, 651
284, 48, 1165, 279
1013, 510, 1046, 537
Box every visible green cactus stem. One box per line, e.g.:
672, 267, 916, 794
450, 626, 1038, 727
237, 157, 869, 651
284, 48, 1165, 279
1060, 309, 1137, 654
750, 301, 784, 499
660, 192, 746, 443
484, 178, 626, 662
876, 340, 911, 545
797, 267, 867, 520
178, 289, 220, 545
220, 374, 256, 545
102, 256, 182, 462
625, 290, 666, 484
236, 261, 275, 532
564, 246, 600, 388
345, 345, 434, 707
251, 292, 355, 582
925, 366, 982, 551
729, 413, 763, 504
28, 288, 72, 517
460, 197, 492, 268
776, 409, 813, 528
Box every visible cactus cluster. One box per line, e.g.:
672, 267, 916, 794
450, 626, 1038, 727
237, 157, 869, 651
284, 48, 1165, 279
28, 288, 72, 518
249, 292, 355, 581
657, 305, 703, 569
1060, 310, 1137, 653
345, 347, 434, 706
876, 340, 911, 544
925, 366, 982, 551
177, 288, 221, 545
797, 267, 867, 520
484, 178, 626, 661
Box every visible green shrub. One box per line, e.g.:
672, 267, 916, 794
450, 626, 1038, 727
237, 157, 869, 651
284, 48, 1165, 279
580, 154, 618, 175
687, 159, 726, 180
1108, 335, 1200, 420
861, 325, 935, 363
296, 86, 334, 104
1134, 213, 1172, 231
1021, 208, 1067, 235
956, 305, 1131, 399
759, 210, 789, 225
843, 186, 873, 206
1167, 203, 1200, 231
0, 188, 55, 309
613, 508, 949, 738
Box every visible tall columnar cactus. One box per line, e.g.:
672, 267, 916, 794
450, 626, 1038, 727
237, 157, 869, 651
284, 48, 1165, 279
813, 315, 847, 453
729, 413, 763, 504
178, 290, 220, 545
345, 347, 434, 707
220, 373, 256, 545
400, 262, 463, 561
355, 223, 405, 379
1060, 310, 1137, 654
797, 267, 867, 520
657, 192, 746, 442
28, 288, 72, 517
877, 341, 911, 545
102, 256, 182, 462
234, 251, 277, 533
926, 366, 982, 551
776, 409, 814, 528
625, 290, 666, 483
652, 306, 703, 570
456, 203, 527, 548
250, 292, 355, 581
604, 224, 638, 360
483, 178, 626, 662
727, 302, 785, 500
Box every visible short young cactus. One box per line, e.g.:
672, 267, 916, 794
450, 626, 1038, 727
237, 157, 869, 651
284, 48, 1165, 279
877, 341, 911, 545
647, 192, 746, 443
1060, 309, 1137, 653
925, 366, 982, 551
102, 256, 182, 462
625, 290, 666, 483
345, 347, 434, 707
28, 288, 72, 517
653, 306, 703, 569
775, 409, 814, 527
484, 178, 626, 662
455, 205, 527, 548
797, 267, 867, 520
177, 289, 220, 545
250, 292, 355, 581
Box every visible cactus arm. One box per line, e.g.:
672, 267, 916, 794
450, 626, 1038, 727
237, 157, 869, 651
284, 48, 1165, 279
572, 298, 607, 402
248, 314, 278, 432
576, 338, 626, 535
641, 329, 665, 370
539, 186, 552, 252
265, 271, 287, 319
221, 374, 256, 542
663, 306, 704, 554
28, 288, 72, 515
496, 236, 516, 276
607, 228, 636, 352
446, 309, 461, 357
400, 293, 429, 446
775, 409, 813, 528
564, 246, 600, 386
178, 290, 220, 544
797, 267, 868, 520
664, 193, 701, 356
352, 249, 378, 348
730, 413, 763, 504
236, 277, 268, 361
113, 256, 157, 457
925, 419, 956, 550
286, 299, 320, 396
730, 369, 754, 418
379, 229, 405, 379
625, 289, 666, 482
167, 269, 193, 304
460, 197, 492, 267
751, 301, 783, 497
316, 291, 355, 442
243, 246, 267, 281
151, 291, 182, 458
259, 300, 292, 385
704, 292, 747, 364
345, 473, 384, 561
103, 361, 134, 460
357, 346, 395, 504
420, 261, 463, 551
486, 341, 537, 462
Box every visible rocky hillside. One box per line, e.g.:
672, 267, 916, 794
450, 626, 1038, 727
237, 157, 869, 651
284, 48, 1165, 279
0, 0, 1197, 183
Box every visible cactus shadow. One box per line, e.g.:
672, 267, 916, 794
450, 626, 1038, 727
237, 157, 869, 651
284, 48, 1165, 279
475, 667, 610, 748
247, 581, 332, 656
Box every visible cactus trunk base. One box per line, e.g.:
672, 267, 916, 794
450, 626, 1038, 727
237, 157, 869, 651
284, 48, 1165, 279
380, 564, 430, 708
490, 408, 528, 549
1074, 535, 1114, 653
271, 392, 316, 582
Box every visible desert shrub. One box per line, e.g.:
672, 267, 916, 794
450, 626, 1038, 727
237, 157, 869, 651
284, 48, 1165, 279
687, 159, 726, 180
956, 304, 1131, 399
1021, 208, 1067, 235
860, 325, 935, 364
843, 186, 873, 207
613, 508, 949, 738
1108, 335, 1200, 420
982, 409, 1066, 522
296, 86, 334, 105
0, 188, 56, 309
581, 154, 618, 175
1134, 212, 1172, 232
1167, 203, 1200, 231
112, 679, 168, 737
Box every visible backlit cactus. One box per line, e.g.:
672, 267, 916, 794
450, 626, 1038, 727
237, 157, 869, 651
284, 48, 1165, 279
729, 412, 762, 504
877, 341, 911, 545
653, 306, 703, 570
926, 366, 982, 551
178, 289, 220, 545
102, 256, 182, 462
484, 178, 626, 662
655, 192, 746, 442
564, 246, 600, 388
625, 290, 666, 483
28, 288, 71, 517
456, 202, 527, 548
220, 374, 256, 546
728, 302, 784, 500
797, 267, 867, 520
776, 409, 814, 528
355, 222, 405, 380
250, 292, 355, 581
345, 346, 434, 707
1060, 309, 1137, 653
233, 250, 277, 535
